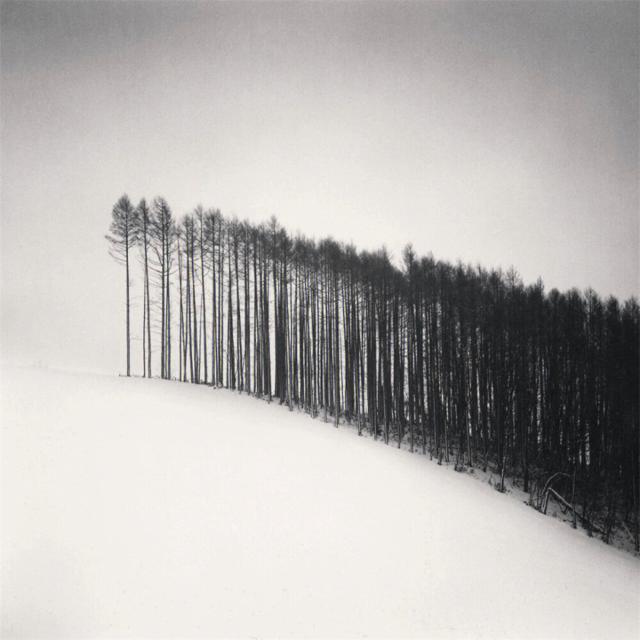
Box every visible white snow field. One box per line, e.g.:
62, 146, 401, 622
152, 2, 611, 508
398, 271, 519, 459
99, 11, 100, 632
2, 366, 639, 639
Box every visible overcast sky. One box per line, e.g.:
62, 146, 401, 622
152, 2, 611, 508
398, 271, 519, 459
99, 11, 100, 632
1, 0, 638, 372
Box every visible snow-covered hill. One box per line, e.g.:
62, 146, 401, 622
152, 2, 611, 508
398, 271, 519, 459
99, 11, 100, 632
2, 366, 638, 638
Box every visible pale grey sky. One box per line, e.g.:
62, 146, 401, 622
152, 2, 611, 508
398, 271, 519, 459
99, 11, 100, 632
1, 0, 638, 371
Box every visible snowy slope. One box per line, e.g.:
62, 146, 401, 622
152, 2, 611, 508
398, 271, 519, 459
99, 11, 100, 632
2, 366, 639, 638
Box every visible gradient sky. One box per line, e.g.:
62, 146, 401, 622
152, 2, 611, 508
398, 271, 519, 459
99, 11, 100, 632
1, 0, 638, 372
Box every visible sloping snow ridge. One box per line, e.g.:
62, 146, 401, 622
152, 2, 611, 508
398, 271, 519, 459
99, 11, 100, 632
2, 366, 639, 638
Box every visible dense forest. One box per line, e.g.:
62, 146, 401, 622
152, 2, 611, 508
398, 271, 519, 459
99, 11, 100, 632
107, 194, 639, 551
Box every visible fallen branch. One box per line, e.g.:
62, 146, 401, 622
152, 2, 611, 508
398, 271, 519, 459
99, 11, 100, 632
545, 488, 604, 535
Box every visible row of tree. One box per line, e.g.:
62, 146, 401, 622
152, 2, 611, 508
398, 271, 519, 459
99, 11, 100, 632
107, 194, 640, 550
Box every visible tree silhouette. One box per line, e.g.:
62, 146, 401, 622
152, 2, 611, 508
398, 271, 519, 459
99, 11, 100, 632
106, 194, 137, 377
107, 194, 640, 549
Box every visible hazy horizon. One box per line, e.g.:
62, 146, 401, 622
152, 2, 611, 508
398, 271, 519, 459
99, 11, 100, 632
1, 0, 638, 372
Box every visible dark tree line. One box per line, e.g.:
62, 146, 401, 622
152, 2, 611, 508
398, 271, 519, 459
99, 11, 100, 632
107, 194, 640, 550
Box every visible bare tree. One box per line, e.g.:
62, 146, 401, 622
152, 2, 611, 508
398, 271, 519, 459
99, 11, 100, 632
106, 194, 137, 376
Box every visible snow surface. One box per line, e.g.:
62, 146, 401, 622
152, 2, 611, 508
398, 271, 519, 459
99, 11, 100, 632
2, 366, 639, 638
